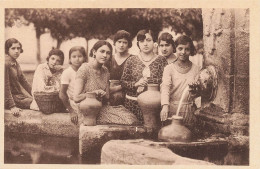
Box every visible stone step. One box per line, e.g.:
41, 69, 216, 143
5, 109, 79, 137
101, 139, 215, 165
79, 124, 147, 155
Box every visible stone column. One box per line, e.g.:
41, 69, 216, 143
202, 9, 249, 114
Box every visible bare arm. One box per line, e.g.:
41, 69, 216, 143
73, 78, 86, 103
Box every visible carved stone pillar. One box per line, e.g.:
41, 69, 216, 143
202, 9, 249, 114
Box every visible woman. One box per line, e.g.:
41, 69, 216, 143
121, 29, 168, 122
105, 30, 133, 106
5, 38, 33, 116
160, 35, 200, 125
158, 32, 177, 64
74, 40, 139, 125
30, 49, 64, 110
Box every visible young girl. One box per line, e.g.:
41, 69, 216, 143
30, 49, 64, 110
105, 30, 133, 106
59, 46, 87, 125
121, 29, 168, 122
160, 35, 200, 124
5, 38, 33, 116
74, 40, 138, 125
158, 32, 177, 64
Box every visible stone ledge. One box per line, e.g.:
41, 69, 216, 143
101, 139, 215, 165
79, 124, 147, 155
5, 109, 79, 137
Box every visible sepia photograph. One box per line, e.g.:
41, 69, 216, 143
1, 1, 258, 168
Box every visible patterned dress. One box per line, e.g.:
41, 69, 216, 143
121, 55, 168, 121
76, 62, 139, 125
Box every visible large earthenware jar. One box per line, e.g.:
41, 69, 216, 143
137, 84, 161, 130
158, 115, 192, 142
109, 80, 124, 106
79, 92, 102, 126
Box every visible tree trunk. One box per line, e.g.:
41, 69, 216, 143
57, 39, 62, 49
85, 38, 89, 62
36, 28, 41, 64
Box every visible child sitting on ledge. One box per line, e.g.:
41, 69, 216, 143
5, 38, 33, 117
30, 48, 64, 110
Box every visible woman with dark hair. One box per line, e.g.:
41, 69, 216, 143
74, 40, 138, 125
5, 38, 33, 116
30, 48, 65, 110
160, 35, 200, 124
105, 30, 133, 106
158, 32, 177, 64
121, 29, 168, 122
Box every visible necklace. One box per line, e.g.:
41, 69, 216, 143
178, 61, 192, 69
140, 54, 155, 62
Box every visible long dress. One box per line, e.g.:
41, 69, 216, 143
121, 55, 168, 122
161, 62, 200, 124
30, 62, 63, 110
5, 55, 32, 109
104, 55, 132, 106
76, 62, 139, 125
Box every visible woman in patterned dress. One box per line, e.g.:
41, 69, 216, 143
121, 29, 168, 122
74, 40, 139, 125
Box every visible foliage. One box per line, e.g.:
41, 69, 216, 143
5, 8, 203, 44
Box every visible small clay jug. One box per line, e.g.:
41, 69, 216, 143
79, 92, 102, 126
137, 84, 161, 130
158, 115, 192, 142
109, 80, 124, 106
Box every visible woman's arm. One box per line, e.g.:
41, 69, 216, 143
59, 84, 74, 111
32, 64, 51, 94
73, 78, 86, 103
17, 64, 32, 95
120, 58, 138, 93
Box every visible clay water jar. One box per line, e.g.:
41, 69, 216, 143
158, 115, 192, 142
109, 80, 124, 106
137, 84, 161, 130
79, 92, 102, 126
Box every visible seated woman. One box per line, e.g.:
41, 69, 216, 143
30, 49, 64, 110
5, 38, 33, 116
160, 35, 200, 125
121, 29, 168, 122
158, 32, 177, 64
74, 40, 139, 126
59, 46, 87, 125
104, 30, 133, 106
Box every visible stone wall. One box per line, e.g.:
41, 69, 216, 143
202, 8, 249, 114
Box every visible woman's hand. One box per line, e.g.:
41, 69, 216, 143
11, 106, 21, 117
135, 77, 148, 88
93, 89, 106, 101
70, 111, 78, 125
160, 105, 169, 121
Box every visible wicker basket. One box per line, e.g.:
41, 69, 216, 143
34, 91, 65, 114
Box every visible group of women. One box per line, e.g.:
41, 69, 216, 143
5, 29, 200, 127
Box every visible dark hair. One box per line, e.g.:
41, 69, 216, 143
46, 48, 65, 65
113, 30, 132, 48
5, 38, 24, 54
158, 32, 176, 53
89, 40, 113, 58
136, 29, 155, 49
68, 46, 87, 64
175, 35, 196, 56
